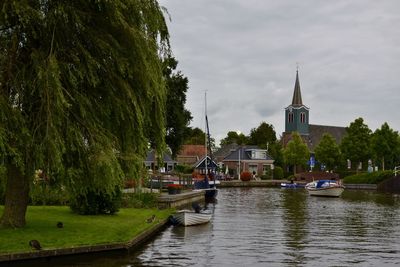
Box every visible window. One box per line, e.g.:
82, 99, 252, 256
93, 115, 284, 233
251, 150, 267, 159
288, 112, 294, 123
300, 112, 306, 123
263, 164, 271, 175
249, 164, 258, 175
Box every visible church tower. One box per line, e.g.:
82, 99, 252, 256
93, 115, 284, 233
284, 69, 309, 135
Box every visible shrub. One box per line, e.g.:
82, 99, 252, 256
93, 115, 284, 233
175, 164, 194, 174
121, 192, 159, 208
287, 175, 295, 181
0, 166, 6, 205
273, 166, 284, 180
260, 174, 269, 180
240, 171, 252, 181
124, 179, 136, 189
167, 184, 183, 190
30, 182, 69, 205
343, 171, 394, 184
69, 187, 122, 215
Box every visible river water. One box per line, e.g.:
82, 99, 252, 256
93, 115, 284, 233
7, 188, 400, 267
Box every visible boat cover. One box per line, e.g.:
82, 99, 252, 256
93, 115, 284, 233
316, 180, 337, 188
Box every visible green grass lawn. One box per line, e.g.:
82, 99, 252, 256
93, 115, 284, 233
0, 206, 173, 254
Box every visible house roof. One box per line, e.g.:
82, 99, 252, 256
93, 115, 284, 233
282, 124, 347, 152
214, 143, 239, 160
178, 144, 206, 157
193, 156, 218, 169
223, 146, 274, 161
306, 124, 347, 151
144, 150, 176, 163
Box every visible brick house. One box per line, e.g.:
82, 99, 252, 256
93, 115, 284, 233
222, 146, 274, 178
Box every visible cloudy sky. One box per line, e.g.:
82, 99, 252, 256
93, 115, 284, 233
158, 0, 400, 145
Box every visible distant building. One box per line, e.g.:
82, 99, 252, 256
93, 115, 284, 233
193, 155, 218, 175
213, 143, 239, 165
281, 70, 347, 152
176, 145, 207, 165
222, 146, 274, 178
144, 149, 177, 173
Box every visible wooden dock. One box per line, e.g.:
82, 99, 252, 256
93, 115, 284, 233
157, 190, 205, 209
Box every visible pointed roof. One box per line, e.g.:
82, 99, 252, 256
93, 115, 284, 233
193, 155, 218, 169
291, 70, 303, 106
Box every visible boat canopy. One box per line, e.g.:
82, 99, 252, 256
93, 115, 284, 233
316, 180, 337, 188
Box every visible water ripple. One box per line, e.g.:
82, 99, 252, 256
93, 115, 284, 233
131, 188, 400, 267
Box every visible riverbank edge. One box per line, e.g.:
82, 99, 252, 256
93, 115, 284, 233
0, 218, 169, 263
219, 180, 377, 190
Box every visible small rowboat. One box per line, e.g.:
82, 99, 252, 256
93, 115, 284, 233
173, 210, 212, 226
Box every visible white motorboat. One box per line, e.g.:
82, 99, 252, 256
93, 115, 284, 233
173, 210, 212, 226
305, 180, 345, 197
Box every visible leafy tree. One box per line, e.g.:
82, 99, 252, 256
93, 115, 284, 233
163, 56, 192, 159
283, 132, 309, 174
220, 131, 248, 146
0, 0, 169, 227
248, 122, 277, 148
314, 133, 341, 171
185, 127, 206, 145
371, 122, 400, 170
269, 142, 284, 167
247, 121, 283, 166
340, 118, 372, 171
185, 127, 216, 150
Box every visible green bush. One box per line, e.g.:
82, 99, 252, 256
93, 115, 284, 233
121, 192, 159, 208
273, 166, 284, 180
175, 164, 194, 174
287, 174, 295, 181
30, 182, 69, 205
0, 166, 6, 205
343, 171, 394, 184
260, 174, 269, 180
69, 187, 122, 215
284, 171, 293, 179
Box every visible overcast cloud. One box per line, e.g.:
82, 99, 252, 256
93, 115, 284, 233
159, 0, 400, 145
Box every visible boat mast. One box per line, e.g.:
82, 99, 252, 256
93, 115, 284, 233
204, 91, 208, 182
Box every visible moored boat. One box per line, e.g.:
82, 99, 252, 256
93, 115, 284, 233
173, 210, 212, 226
305, 180, 344, 197
280, 182, 304, 189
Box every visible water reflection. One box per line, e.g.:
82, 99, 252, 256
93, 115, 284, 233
4, 188, 400, 267
281, 189, 308, 265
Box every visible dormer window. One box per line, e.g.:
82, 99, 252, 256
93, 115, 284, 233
251, 150, 267, 159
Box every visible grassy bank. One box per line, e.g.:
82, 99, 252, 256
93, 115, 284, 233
0, 206, 172, 254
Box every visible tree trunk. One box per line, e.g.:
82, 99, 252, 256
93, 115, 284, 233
382, 157, 385, 171
0, 164, 30, 228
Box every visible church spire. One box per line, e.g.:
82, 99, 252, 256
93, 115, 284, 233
291, 69, 303, 106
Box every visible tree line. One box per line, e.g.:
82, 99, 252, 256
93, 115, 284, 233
205, 118, 400, 175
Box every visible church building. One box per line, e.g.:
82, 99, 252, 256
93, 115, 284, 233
281, 70, 347, 152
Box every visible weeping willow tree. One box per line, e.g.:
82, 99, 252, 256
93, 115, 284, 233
0, 0, 169, 227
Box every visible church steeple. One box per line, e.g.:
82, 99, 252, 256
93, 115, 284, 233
284, 68, 309, 135
291, 70, 303, 106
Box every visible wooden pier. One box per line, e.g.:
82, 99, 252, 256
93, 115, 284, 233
157, 190, 205, 209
